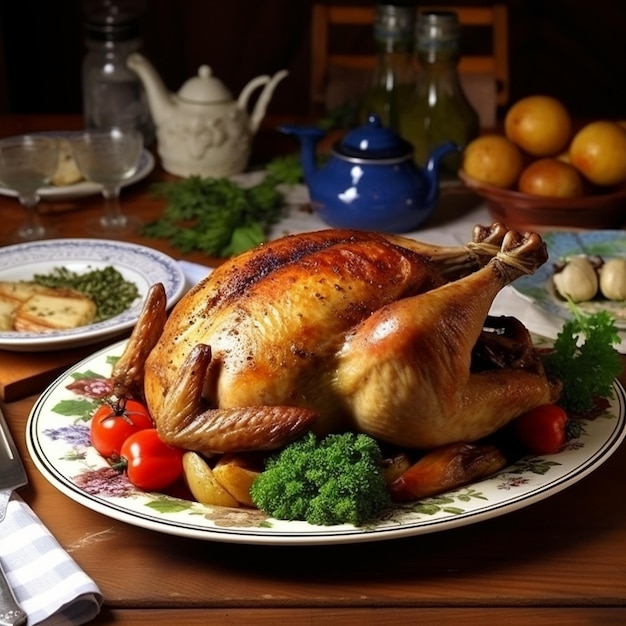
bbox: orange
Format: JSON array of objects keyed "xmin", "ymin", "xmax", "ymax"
[
  {"xmin": 461, "ymin": 135, "xmax": 524, "ymax": 189},
  {"xmin": 504, "ymin": 95, "xmax": 572, "ymax": 157},
  {"xmin": 569, "ymin": 121, "xmax": 626, "ymax": 186}
]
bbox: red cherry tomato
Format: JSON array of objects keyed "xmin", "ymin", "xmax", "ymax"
[
  {"xmin": 90, "ymin": 398, "xmax": 154, "ymax": 459},
  {"xmin": 514, "ymin": 404, "xmax": 569, "ymax": 455},
  {"xmin": 120, "ymin": 428, "xmax": 184, "ymax": 491}
]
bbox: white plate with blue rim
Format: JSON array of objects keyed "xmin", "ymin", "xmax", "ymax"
[
  {"xmin": 0, "ymin": 239, "xmax": 186, "ymax": 352},
  {"xmin": 513, "ymin": 230, "xmax": 626, "ymax": 329}
]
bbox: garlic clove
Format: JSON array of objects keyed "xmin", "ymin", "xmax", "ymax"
[
  {"xmin": 599, "ymin": 258, "xmax": 626, "ymax": 301},
  {"xmin": 552, "ymin": 256, "xmax": 599, "ymax": 302}
]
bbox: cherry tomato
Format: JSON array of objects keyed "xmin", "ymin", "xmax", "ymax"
[
  {"xmin": 514, "ymin": 404, "xmax": 569, "ymax": 455},
  {"xmin": 120, "ymin": 428, "xmax": 184, "ymax": 491},
  {"xmin": 90, "ymin": 398, "xmax": 154, "ymax": 459}
]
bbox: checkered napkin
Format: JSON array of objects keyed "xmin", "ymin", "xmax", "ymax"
[{"xmin": 0, "ymin": 495, "xmax": 103, "ymax": 626}]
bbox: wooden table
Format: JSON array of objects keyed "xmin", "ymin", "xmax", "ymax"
[{"xmin": 1, "ymin": 115, "xmax": 626, "ymax": 625}]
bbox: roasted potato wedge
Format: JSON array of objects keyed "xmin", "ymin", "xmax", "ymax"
[
  {"xmin": 182, "ymin": 451, "xmax": 239, "ymax": 508},
  {"xmin": 212, "ymin": 454, "xmax": 261, "ymax": 507}
]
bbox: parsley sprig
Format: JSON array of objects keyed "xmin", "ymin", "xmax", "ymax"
[
  {"xmin": 543, "ymin": 302, "xmax": 622, "ymax": 414},
  {"xmin": 142, "ymin": 155, "xmax": 303, "ymax": 258}
]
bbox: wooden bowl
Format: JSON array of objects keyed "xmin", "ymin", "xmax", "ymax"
[{"xmin": 458, "ymin": 170, "xmax": 626, "ymax": 231}]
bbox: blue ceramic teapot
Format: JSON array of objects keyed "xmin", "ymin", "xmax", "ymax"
[{"xmin": 280, "ymin": 115, "xmax": 458, "ymax": 233}]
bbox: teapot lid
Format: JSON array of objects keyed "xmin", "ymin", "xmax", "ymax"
[
  {"xmin": 178, "ymin": 65, "xmax": 233, "ymax": 103},
  {"xmin": 334, "ymin": 114, "xmax": 413, "ymax": 161}
]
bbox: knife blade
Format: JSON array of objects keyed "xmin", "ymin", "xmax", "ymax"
[
  {"xmin": 0, "ymin": 405, "xmax": 28, "ymax": 626},
  {"xmin": 0, "ymin": 406, "xmax": 27, "ymax": 523}
]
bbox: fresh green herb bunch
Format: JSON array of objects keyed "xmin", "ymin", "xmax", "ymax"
[
  {"xmin": 250, "ymin": 431, "xmax": 391, "ymax": 526},
  {"xmin": 143, "ymin": 155, "xmax": 303, "ymax": 258},
  {"xmin": 33, "ymin": 266, "xmax": 140, "ymax": 322},
  {"xmin": 543, "ymin": 303, "xmax": 622, "ymax": 414},
  {"xmin": 264, "ymin": 153, "xmax": 304, "ymax": 185}
]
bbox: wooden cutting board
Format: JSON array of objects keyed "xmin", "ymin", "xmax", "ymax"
[{"xmin": 0, "ymin": 341, "xmax": 113, "ymax": 402}]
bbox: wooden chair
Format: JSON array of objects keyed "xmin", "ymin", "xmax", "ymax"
[{"xmin": 310, "ymin": 4, "xmax": 509, "ymax": 127}]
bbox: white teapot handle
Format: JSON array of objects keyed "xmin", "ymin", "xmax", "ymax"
[{"xmin": 240, "ymin": 70, "xmax": 288, "ymax": 133}]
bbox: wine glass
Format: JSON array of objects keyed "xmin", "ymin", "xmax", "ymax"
[
  {"xmin": 0, "ymin": 134, "xmax": 60, "ymax": 242},
  {"xmin": 71, "ymin": 127, "xmax": 144, "ymax": 236}
]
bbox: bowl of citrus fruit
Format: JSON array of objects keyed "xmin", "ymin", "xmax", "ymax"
[{"xmin": 459, "ymin": 95, "xmax": 626, "ymax": 230}]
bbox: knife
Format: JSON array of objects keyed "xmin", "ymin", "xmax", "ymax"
[{"xmin": 0, "ymin": 405, "xmax": 28, "ymax": 626}]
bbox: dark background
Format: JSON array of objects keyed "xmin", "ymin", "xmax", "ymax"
[{"xmin": 0, "ymin": 0, "xmax": 625, "ymax": 122}]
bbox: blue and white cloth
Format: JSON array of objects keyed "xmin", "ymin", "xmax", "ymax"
[{"xmin": 0, "ymin": 495, "xmax": 103, "ymax": 626}]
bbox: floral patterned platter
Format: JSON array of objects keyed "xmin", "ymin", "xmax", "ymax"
[
  {"xmin": 0, "ymin": 239, "xmax": 186, "ymax": 352},
  {"xmin": 27, "ymin": 339, "xmax": 626, "ymax": 546},
  {"xmin": 513, "ymin": 231, "xmax": 626, "ymax": 328}
]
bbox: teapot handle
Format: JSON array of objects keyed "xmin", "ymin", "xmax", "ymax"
[
  {"xmin": 244, "ymin": 70, "xmax": 289, "ymax": 133},
  {"xmin": 238, "ymin": 76, "xmax": 271, "ymax": 110}
]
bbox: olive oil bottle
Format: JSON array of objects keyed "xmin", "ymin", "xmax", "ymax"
[
  {"xmin": 401, "ymin": 11, "xmax": 479, "ymax": 174},
  {"xmin": 359, "ymin": 2, "xmax": 417, "ymax": 132}
]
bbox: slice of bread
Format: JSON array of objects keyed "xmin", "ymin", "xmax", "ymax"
[
  {"xmin": 0, "ymin": 281, "xmax": 55, "ymax": 304},
  {"xmin": 13, "ymin": 291, "xmax": 97, "ymax": 332},
  {"xmin": 0, "ymin": 296, "xmax": 15, "ymax": 330}
]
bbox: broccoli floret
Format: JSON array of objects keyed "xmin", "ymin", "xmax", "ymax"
[{"xmin": 249, "ymin": 432, "xmax": 392, "ymax": 526}]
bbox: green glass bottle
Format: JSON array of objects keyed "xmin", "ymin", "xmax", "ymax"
[
  {"xmin": 401, "ymin": 11, "xmax": 479, "ymax": 174},
  {"xmin": 359, "ymin": 2, "xmax": 417, "ymax": 132}
]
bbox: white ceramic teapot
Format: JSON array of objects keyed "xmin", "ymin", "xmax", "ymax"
[{"xmin": 127, "ymin": 53, "xmax": 288, "ymax": 178}]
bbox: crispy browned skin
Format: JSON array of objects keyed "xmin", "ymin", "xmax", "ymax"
[{"xmin": 116, "ymin": 226, "xmax": 557, "ymax": 455}]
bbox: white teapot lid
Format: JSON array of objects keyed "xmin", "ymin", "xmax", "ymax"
[{"xmin": 178, "ymin": 65, "xmax": 233, "ymax": 103}]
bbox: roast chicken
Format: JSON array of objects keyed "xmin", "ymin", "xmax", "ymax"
[{"xmin": 112, "ymin": 224, "xmax": 560, "ymax": 455}]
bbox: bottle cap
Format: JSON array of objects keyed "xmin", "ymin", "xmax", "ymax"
[
  {"xmin": 83, "ymin": 0, "xmax": 145, "ymax": 41},
  {"xmin": 374, "ymin": 3, "xmax": 415, "ymax": 43},
  {"xmin": 85, "ymin": 17, "xmax": 141, "ymax": 41},
  {"xmin": 416, "ymin": 11, "xmax": 460, "ymax": 40},
  {"xmin": 416, "ymin": 11, "xmax": 461, "ymax": 54}
]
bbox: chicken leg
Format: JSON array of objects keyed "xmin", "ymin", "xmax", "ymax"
[{"xmin": 336, "ymin": 230, "xmax": 558, "ymax": 448}]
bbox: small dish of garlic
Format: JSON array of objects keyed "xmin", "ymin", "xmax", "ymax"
[
  {"xmin": 553, "ymin": 255, "xmax": 626, "ymax": 303},
  {"xmin": 512, "ymin": 230, "xmax": 626, "ymax": 331}
]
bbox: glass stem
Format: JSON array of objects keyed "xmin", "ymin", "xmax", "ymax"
[
  {"xmin": 101, "ymin": 185, "xmax": 127, "ymax": 229},
  {"xmin": 18, "ymin": 192, "xmax": 45, "ymax": 240}
]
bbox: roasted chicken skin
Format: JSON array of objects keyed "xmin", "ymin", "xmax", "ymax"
[{"xmin": 113, "ymin": 225, "xmax": 559, "ymax": 454}]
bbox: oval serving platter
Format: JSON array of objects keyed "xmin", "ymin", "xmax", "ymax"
[{"xmin": 26, "ymin": 338, "xmax": 626, "ymax": 545}]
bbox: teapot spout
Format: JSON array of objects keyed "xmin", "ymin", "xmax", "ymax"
[
  {"xmin": 127, "ymin": 53, "xmax": 175, "ymax": 126},
  {"xmin": 279, "ymin": 125, "xmax": 326, "ymax": 185},
  {"xmin": 423, "ymin": 141, "xmax": 461, "ymax": 206}
]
